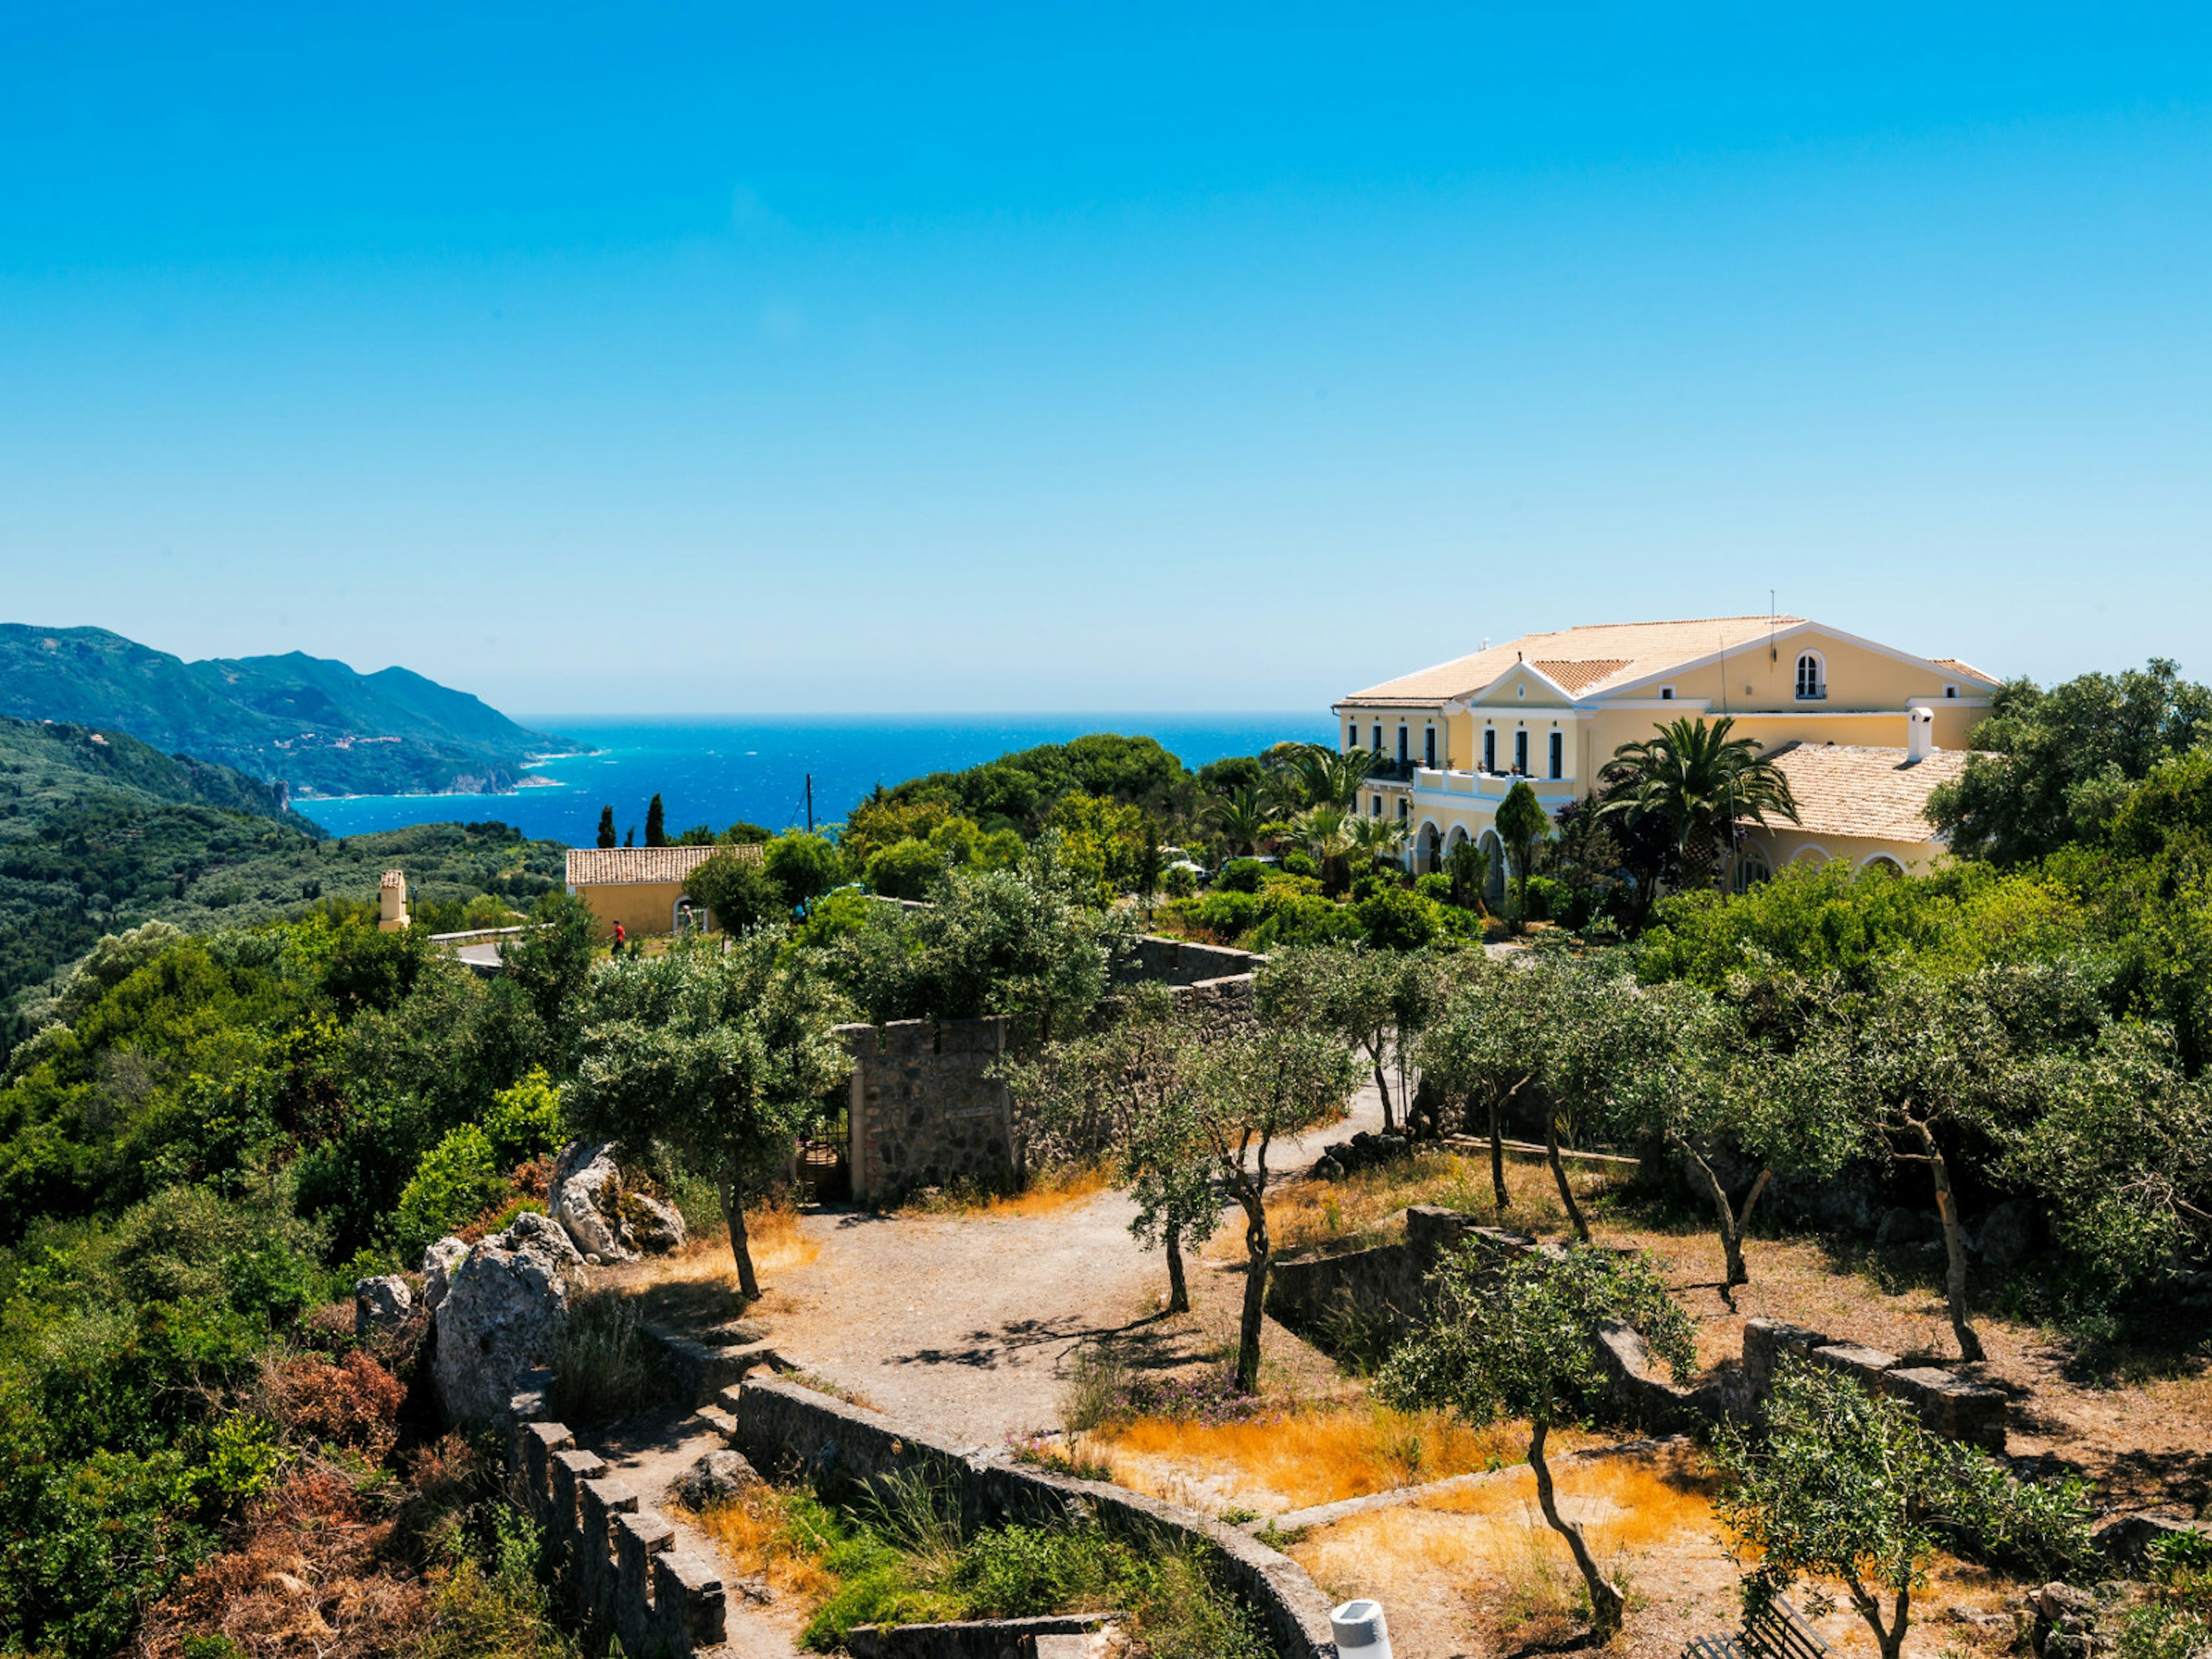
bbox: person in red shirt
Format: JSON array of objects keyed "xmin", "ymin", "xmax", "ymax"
[{"xmin": 612, "ymin": 921, "xmax": 626, "ymax": 952}]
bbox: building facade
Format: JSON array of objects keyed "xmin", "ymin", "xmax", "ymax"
[
  {"xmin": 563, "ymin": 843, "xmax": 760, "ymax": 937},
  {"xmin": 1335, "ymin": 615, "xmax": 1995, "ymax": 891}
]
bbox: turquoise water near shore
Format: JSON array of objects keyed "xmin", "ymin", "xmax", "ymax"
[{"xmin": 295, "ymin": 714, "xmax": 1334, "ymax": 846}]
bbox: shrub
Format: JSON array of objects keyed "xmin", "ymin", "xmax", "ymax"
[
  {"xmin": 549, "ymin": 1293, "xmax": 669, "ymax": 1426},
  {"xmin": 1414, "ymin": 873, "xmax": 1452, "ymax": 905},
  {"xmin": 1215, "ymin": 858, "xmax": 1267, "ymax": 893},
  {"xmin": 1356, "ymin": 886, "xmax": 1437, "ymax": 950},
  {"xmin": 866, "ymin": 838, "xmax": 946, "ymax": 900},
  {"xmin": 482, "ymin": 1069, "xmax": 564, "ymax": 1169},
  {"xmin": 1161, "ymin": 863, "xmax": 1196, "ymax": 899},
  {"xmin": 1279, "ymin": 850, "xmax": 1319, "ymax": 880},
  {"xmin": 392, "ymin": 1127, "xmax": 507, "ymax": 1263}
]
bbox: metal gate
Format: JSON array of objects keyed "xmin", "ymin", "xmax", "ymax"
[{"xmin": 797, "ymin": 1104, "xmax": 851, "ymax": 1205}]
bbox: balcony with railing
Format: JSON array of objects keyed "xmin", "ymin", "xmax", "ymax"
[{"xmin": 1411, "ymin": 767, "xmax": 1580, "ymax": 805}]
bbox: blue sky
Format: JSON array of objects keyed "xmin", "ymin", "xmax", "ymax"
[{"xmin": 3, "ymin": 4, "xmax": 2210, "ymax": 714}]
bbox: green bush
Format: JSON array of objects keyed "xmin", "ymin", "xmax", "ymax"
[
  {"xmin": 392, "ymin": 1126, "xmax": 507, "ymax": 1262},
  {"xmin": 1355, "ymin": 887, "xmax": 1437, "ymax": 950},
  {"xmin": 1161, "ymin": 863, "xmax": 1196, "ymax": 898},
  {"xmin": 482, "ymin": 1068, "xmax": 565, "ymax": 1168},
  {"xmin": 866, "ymin": 838, "xmax": 946, "ymax": 901},
  {"xmin": 1215, "ymin": 858, "xmax": 1267, "ymax": 893},
  {"xmin": 1414, "ymin": 872, "xmax": 1452, "ymax": 905},
  {"xmin": 1279, "ymin": 850, "xmax": 1319, "ymax": 880}
]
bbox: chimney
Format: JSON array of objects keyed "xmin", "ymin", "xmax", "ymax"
[{"xmin": 1907, "ymin": 707, "xmax": 1934, "ymax": 762}]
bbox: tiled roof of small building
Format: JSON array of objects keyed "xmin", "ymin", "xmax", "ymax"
[
  {"xmin": 565, "ymin": 843, "xmax": 760, "ymax": 887},
  {"xmin": 1760, "ymin": 743, "xmax": 1974, "ymax": 844}
]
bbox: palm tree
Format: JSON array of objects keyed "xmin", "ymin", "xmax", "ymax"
[
  {"xmin": 1348, "ymin": 811, "xmax": 1411, "ymax": 870},
  {"xmin": 1278, "ymin": 743, "xmax": 1374, "ymax": 811},
  {"xmin": 1598, "ymin": 716, "xmax": 1799, "ymax": 888},
  {"xmin": 1291, "ymin": 804, "xmax": 1356, "ymax": 893},
  {"xmin": 1205, "ymin": 785, "xmax": 1274, "ymax": 858}
]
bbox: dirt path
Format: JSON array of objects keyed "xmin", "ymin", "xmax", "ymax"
[{"xmin": 749, "ymin": 1078, "xmax": 1388, "ymax": 1445}]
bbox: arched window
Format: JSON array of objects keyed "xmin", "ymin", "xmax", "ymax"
[
  {"xmin": 1795, "ymin": 652, "xmax": 1825, "ymax": 700},
  {"xmin": 1861, "ymin": 854, "xmax": 1906, "ymax": 878},
  {"xmin": 1479, "ymin": 830, "xmax": 1507, "ymax": 900},
  {"xmin": 1730, "ymin": 846, "xmax": 1772, "ymax": 895}
]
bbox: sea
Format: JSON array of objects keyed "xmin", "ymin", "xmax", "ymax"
[{"xmin": 293, "ymin": 714, "xmax": 1336, "ymax": 845}]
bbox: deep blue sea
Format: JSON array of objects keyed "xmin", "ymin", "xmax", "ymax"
[{"xmin": 294, "ymin": 714, "xmax": 1336, "ymax": 845}]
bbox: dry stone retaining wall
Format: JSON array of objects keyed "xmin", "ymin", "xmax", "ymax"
[
  {"xmin": 1268, "ymin": 1206, "xmax": 2008, "ymax": 1452},
  {"xmin": 510, "ymin": 1414, "xmax": 727, "ymax": 1656},
  {"xmin": 725, "ymin": 1375, "xmax": 1342, "ymax": 1659}
]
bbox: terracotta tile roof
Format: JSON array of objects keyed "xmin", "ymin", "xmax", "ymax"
[
  {"xmin": 1759, "ymin": 743, "xmax": 1974, "ymax": 844},
  {"xmin": 565, "ymin": 844, "xmax": 760, "ymax": 887},
  {"xmin": 1931, "ymin": 657, "xmax": 1998, "ymax": 685},
  {"xmin": 1342, "ymin": 616, "xmax": 1805, "ymax": 704},
  {"xmin": 1531, "ymin": 657, "xmax": 1633, "ymax": 694}
]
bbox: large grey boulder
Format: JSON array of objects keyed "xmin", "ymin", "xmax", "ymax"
[
  {"xmin": 422, "ymin": 1236, "xmax": 470, "ymax": 1316},
  {"xmin": 551, "ymin": 1140, "xmax": 637, "ymax": 1263},
  {"xmin": 354, "ymin": 1274, "xmax": 413, "ymax": 1338},
  {"xmin": 668, "ymin": 1448, "xmax": 762, "ymax": 1509},
  {"xmin": 629, "ymin": 1192, "xmax": 689, "ymax": 1255},
  {"xmin": 548, "ymin": 1139, "xmax": 688, "ymax": 1260},
  {"xmin": 431, "ymin": 1211, "xmax": 589, "ymax": 1427}
]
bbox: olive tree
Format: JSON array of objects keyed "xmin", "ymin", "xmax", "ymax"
[
  {"xmin": 1416, "ymin": 951, "xmax": 1655, "ymax": 1240},
  {"xmin": 1260, "ymin": 943, "xmax": 1460, "ymax": 1134},
  {"xmin": 1787, "ymin": 973, "xmax": 2025, "ymax": 1361},
  {"xmin": 1191, "ymin": 1013, "xmax": 1362, "ymax": 1392},
  {"xmin": 1001, "ymin": 985, "xmax": 1220, "ymax": 1313},
  {"xmin": 567, "ymin": 933, "xmax": 851, "ymax": 1297},
  {"xmin": 1378, "ymin": 1242, "xmax": 1696, "ymax": 1640}
]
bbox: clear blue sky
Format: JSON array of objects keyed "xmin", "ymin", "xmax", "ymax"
[{"xmin": 3, "ymin": 4, "xmax": 2209, "ymax": 714}]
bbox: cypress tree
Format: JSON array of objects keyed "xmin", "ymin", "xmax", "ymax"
[
  {"xmin": 597, "ymin": 806, "xmax": 617, "ymax": 849},
  {"xmin": 645, "ymin": 793, "xmax": 667, "ymax": 848}
]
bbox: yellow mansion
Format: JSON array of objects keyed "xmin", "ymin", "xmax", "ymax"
[{"xmin": 1335, "ymin": 615, "xmax": 1995, "ymax": 893}]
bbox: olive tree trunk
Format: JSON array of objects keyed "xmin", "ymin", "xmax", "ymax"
[
  {"xmin": 1683, "ymin": 1144, "xmax": 1771, "ymax": 1291},
  {"xmin": 1843, "ymin": 1573, "xmax": 1911, "ymax": 1659},
  {"xmin": 1899, "ymin": 1114, "xmax": 1983, "ymax": 1362},
  {"xmin": 1528, "ymin": 1420, "xmax": 1623, "ymax": 1638},
  {"xmin": 717, "ymin": 1176, "xmax": 760, "ymax": 1300},
  {"xmin": 1164, "ymin": 1221, "xmax": 1190, "ymax": 1315},
  {"xmin": 1544, "ymin": 1112, "xmax": 1592, "ymax": 1243},
  {"xmin": 1488, "ymin": 1096, "xmax": 1509, "ymax": 1213}
]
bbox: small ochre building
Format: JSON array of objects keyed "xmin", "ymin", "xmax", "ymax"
[
  {"xmin": 563, "ymin": 843, "xmax": 761, "ymax": 937},
  {"xmin": 1335, "ymin": 614, "xmax": 1994, "ymax": 892}
]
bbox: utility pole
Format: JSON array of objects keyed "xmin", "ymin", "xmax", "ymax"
[{"xmin": 804, "ymin": 773, "xmax": 814, "ymax": 834}]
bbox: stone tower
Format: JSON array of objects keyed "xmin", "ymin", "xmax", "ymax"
[{"xmin": 378, "ymin": 869, "xmax": 410, "ymax": 933}]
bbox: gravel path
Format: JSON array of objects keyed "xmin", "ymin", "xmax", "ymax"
[{"xmin": 754, "ymin": 1077, "xmax": 1387, "ymax": 1445}]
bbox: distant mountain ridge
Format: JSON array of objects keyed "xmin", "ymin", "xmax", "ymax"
[{"xmin": 0, "ymin": 624, "xmax": 577, "ymax": 797}]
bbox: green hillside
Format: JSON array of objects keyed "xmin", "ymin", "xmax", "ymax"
[
  {"xmin": 0, "ymin": 715, "xmax": 566, "ymax": 1040},
  {"xmin": 0, "ymin": 623, "xmax": 578, "ymax": 797}
]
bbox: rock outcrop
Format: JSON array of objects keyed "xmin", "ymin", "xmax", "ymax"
[
  {"xmin": 431, "ymin": 1211, "xmax": 588, "ymax": 1427},
  {"xmin": 548, "ymin": 1139, "xmax": 687, "ymax": 1262},
  {"xmin": 422, "ymin": 1236, "xmax": 469, "ymax": 1315},
  {"xmin": 551, "ymin": 1141, "xmax": 635, "ymax": 1262},
  {"xmin": 667, "ymin": 1449, "xmax": 762, "ymax": 1509},
  {"xmin": 353, "ymin": 1274, "xmax": 413, "ymax": 1338}
]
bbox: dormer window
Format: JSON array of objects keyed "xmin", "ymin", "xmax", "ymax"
[
  {"xmin": 1945, "ymin": 685, "xmax": 1959, "ymax": 699},
  {"xmin": 1659, "ymin": 686, "xmax": 1675, "ymax": 701},
  {"xmin": 1795, "ymin": 652, "xmax": 1826, "ymax": 701}
]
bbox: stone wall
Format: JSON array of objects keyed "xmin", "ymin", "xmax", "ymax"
[
  {"xmin": 839, "ymin": 1017, "xmax": 1017, "ymax": 1205},
  {"xmin": 511, "ymin": 1416, "xmax": 726, "ymax": 1656},
  {"xmin": 726, "ymin": 1376, "xmax": 1342, "ymax": 1659},
  {"xmin": 1124, "ymin": 934, "xmax": 1266, "ymax": 986},
  {"xmin": 835, "ymin": 936, "xmax": 1260, "ymax": 1206},
  {"xmin": 1268, "ymin": 1207, "xmax": 2008, "ymax": 1452}
]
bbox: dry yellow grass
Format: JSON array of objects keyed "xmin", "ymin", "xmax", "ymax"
[
  {"xmin": 1097, "ymin": 1403, "xmax": 1547, "ymax": 1512},
  {"xmin": 686, "ymin": 1486, "xmax": 838, "ymax": 1608},
  {"xmin": 664, "ymin": 1199, "xmax": 821, "ymax": 1277},
  {"xmin": 899, "ymin": 1164, "xmax": 1114, "ymax": 1221},
  {"xmin": 1251, "ymin": 1152, "xmax": 1620, "ymax": 1258},
  {"xmin": 1289, "ymin": 1448, "xmax": 1722, "ymax": 1641}
]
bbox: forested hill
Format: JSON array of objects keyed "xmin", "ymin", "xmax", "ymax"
[
  {"xmin": 0, "ymin": 623, "xmax": 575, "ymax": 797},
  {"xmin": 0, "ymin": 714, "xmax": 565, "ymax": 1039}
]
